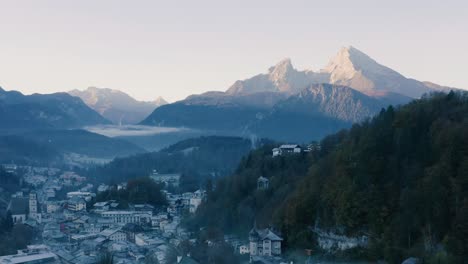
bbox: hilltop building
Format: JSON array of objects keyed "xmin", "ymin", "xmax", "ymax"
[{"xmin": 272, "ymin": 144, "xmax": 301, "ymax": 157}]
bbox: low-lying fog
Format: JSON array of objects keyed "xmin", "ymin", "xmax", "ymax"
[{"xmin": 84, "ymin": 125, "xmax": 192, "ymax": 137}]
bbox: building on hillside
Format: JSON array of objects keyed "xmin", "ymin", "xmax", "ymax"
[
  {"xmin": 100, "ymin": 228, "xmax": 126, "ymax": 242},
  {"xmin": 122, "ymin": 223, "xmax": 144, "ymax": 242},
  {"xmin": 272, "ymin": 144, "xmax": 301, "ymax": 157},
  {"xmin": 150, "ymin": 170, "xmax": 181, "ymax": 187},
  {"xmin": 99, "ymin": 211, "xmax": 152, "ymax": 225},
  {"xmin": 239, "ymin": 244, "xmax": 250, "ymax": 255},
  {"xmin": 189, "ymin": 190, "xmax": 206, "ymax": 213},
  {"xmin": 249, "ymin": 226, "xmax": 283, "ymax": 257},
  {"xmin": 66, "ymin": 191, "xmax": 94, "ymax": 202},
  {"xmin": 305, "ymin": 142, "xmax": 321, "ymax": 152},
  {"xmin": 67, "ymin": 196, "xmax": 87, "ymax": 212},
  {"xmin": 1, "ymin": 164, "xmax": 17, "ymax": 174},
  {"xmin": 257, "ymin": 176, "xmax": 269, "ymax": 190}
]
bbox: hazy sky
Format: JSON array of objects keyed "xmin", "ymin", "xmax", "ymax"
[{"xmin": 0, "ymin": 0, "xmax": 467, "ymax": 102}]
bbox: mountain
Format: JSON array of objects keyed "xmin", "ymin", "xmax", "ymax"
[
  {"xmin": 226, "ymin": 58, "xmax": 328, "ymax": 95},
  {"xmin": 142, "ymin": 46, "xmax": 459, "ymax": 142},
  {"xmin": 69, "ymin": 87, "xmax": 167, "ymax": 125},
  {"xmin": 192, "ymin": 91, "xmax": 468, "ymax": 262},
  {"xmin": 142, "ymin": 83, "xmax": 409, "ymax": 142},
  {"xmin": 0, "ymin": 87, "xmax": 110, "ymax": 133},
  {"xmin": 250, "ymin": 83, "xmax": 396, "ymax": 141},
  {"xmin": 227, "ymin": 46, "xmax": 453, "ymax": 99},
  {"xmin": 322, "ymin": 46, "xmax": 443, "ymax": 97}
]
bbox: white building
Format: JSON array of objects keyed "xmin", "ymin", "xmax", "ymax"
[
  {"xmin": 150, "ymin": 170, "xmax": 181, "ymax": 187},
  {"xmin": 189, "ymin": 190, "xmax": 206, "ymax": 213},
  {"xmin": 67, "ymin": 196, "xmax": 86, "ymax": 212},
  {"xmin": 249, "ymin": 226, "xmax": 283, "ymax": 257},
  {"xmin": 45, "ymin": 201, "xmax": 61, "ymax": 214},
  {"xmin": 272, "ymin": 144, "xmax": 302, "ymax": 157},
  {"xmin": 134, "ymin": 233, "xmax": 165, "ymax": 246},
  {"xmin": 66, "ymin": 191, "xmax": 94, "ymax": 202},
  {"xmin": 257, "ymin": 176, "xmax": 269, "ymax": 190},
  {"xmin": 99, "ymin": 211, "xmax": 152, "ymax": 225},
  {"xmin": 239, "ymin": 244, "xmax": 250, "ymax": 255},
  {"xmin": 0, "ymin": 245, "xmax": 57, "ymax": 264}
]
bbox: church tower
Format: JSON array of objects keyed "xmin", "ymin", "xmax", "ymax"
[{"xmin": 29, "ymin": 192, "xmax": 37, "ymax": 215}]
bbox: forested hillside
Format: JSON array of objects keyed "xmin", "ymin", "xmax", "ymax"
[
  {"xmin": 191, "ymin": 91, "xmax": 468, "ymax": 263},
  {"xmin": 86, "ymin": 136, "xmax": 268, "ymax": 190}
]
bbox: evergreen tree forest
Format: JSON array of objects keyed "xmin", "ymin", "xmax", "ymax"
[{"xmin": 190, "ymin": 91, "xmax": 468, "ymax": 263}]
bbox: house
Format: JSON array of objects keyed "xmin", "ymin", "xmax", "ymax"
[
  {"xmin": 134, "ymin": 233, "xmax": 165, "ymax": 246},
  {"xmin": 249, "ymin": 226, "xmax": 283, "ymax": 257},
  {"xmin": 1, "ymin": 164, "xmax": 18, "ymax": 174},
  {"xmin": 122, "ymin": 223, "xmax": 144, "ymax": 242},
  {"xmin": 189, "ymin": 190, "xmax": 206, "ymax": 213},
  {"xmin": 150, "ymin": 170, "xmax": 181, "ymax": 187},
  {"xmin": 257, "ymin": 176, "xmax": 269, "ymax": 190},
  {"xmin": 67, "ymin": 196, "xmax": 86, "ymax": 212},
  {"xmin": 100, "ymin": 228, "xmax": 126, "ymax": 242},
  {"xmin": 272, "ymin": 144, "xmax": 301, "ymax": 157},
  {"xmin": 45, "ymin": 201, "xmax": 62, "ymax": 214},
  {"xmin": 66, "ymin": 191, "xmax": 94, "ymax": 202},
  {"xmin": 99, "ymin": 210, "xmax": 152, "ymax": 225},
  {"xmin": 239, "ymin": 244, "xmax": 250, "ymax": 255}
]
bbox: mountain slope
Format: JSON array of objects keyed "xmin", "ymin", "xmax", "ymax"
[
  {"xmin": 69, "ymin": 87, "xmax": 167, "ymax": 125},
  {"xmin": 88, "ymin": 136, "xmax": 267, "ymax": 188},
  {"xmin": 142, "ymin": 84, "xmax": 409, "ymax": 142},
  {"xmin": 226, "ymin": 58, "xmax": 328, "ymax": 95},
  {"xmin": 250, "ymin": 83, "xmax": 401, "ymax": 141},
  {"xmin": 323, "ymin": 46, "xmax": 439, "ymax": 97},
  {"xmin": 22, "ymin": 129, "xmax": 145, "ymax": 158},
  {"xmin": 142, "ymin": 46, "xmax": 455, "ymax": 142},
  {"xmin": 192, "ymin": 91, "xmax": 468, "ymax": 262},
  {"xmin": 0, "ymin": 87, "xmax": 110, "ymax": 133}
]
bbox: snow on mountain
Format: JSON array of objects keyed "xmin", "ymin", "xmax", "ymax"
[
  {"xmin": 227, "ymin": 46, "xmax": 454, "ymax": 98},
  {"xmin": 69, "ymin": 87, "xmax": 167, "ymax": 125}
]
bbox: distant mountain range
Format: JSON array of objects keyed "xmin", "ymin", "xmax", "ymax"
[
  {"xmin": 142, "ymin": 46, "xmax": 456, "ymax": 142},
  {"xmin": 69, "ymin": 87, "xmax": 167, "ymax": 125},
  {"xmin": 0, "ymin": 87, "xmax": 110, "ymax": 133},
  {"xmin": 0, "ymin": 46, "xmax": 461, "ymax": 145}
]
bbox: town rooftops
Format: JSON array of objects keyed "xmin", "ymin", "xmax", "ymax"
[
  {"xmin": 0, "ymin": 252, "xmax": 57, "ymax": 264},
  {"xmin": 100, "ymin": 228, "xmax": 122, "ymax": 237},
  {"xmin": 279, "ymin": 144, "xmax": 300, "ymax": 149},
  {"xmin": 250, "ymin": 227, "xmax": 283, "ymax": 241}
]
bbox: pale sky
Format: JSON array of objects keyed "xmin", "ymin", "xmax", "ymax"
[{"xmin": 0, "ymin": 0, "xmax": 467, "ymax": 102}]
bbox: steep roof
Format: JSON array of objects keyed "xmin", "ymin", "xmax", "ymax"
[
  {"xmin": 178, "ymin": 256, "xmax": 199, "ymax": 264},
  {"xmin": 8, "ymin": 197, "xmax": 29, "ymax": 215},
  {"xmin": 256, "ymin": 228, "xmax": 283, "ymax": 241}
]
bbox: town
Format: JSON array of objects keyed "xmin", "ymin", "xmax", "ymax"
[{"xmin": 0, "ymin": 154, "xmax": 299, "ymax": 264}]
